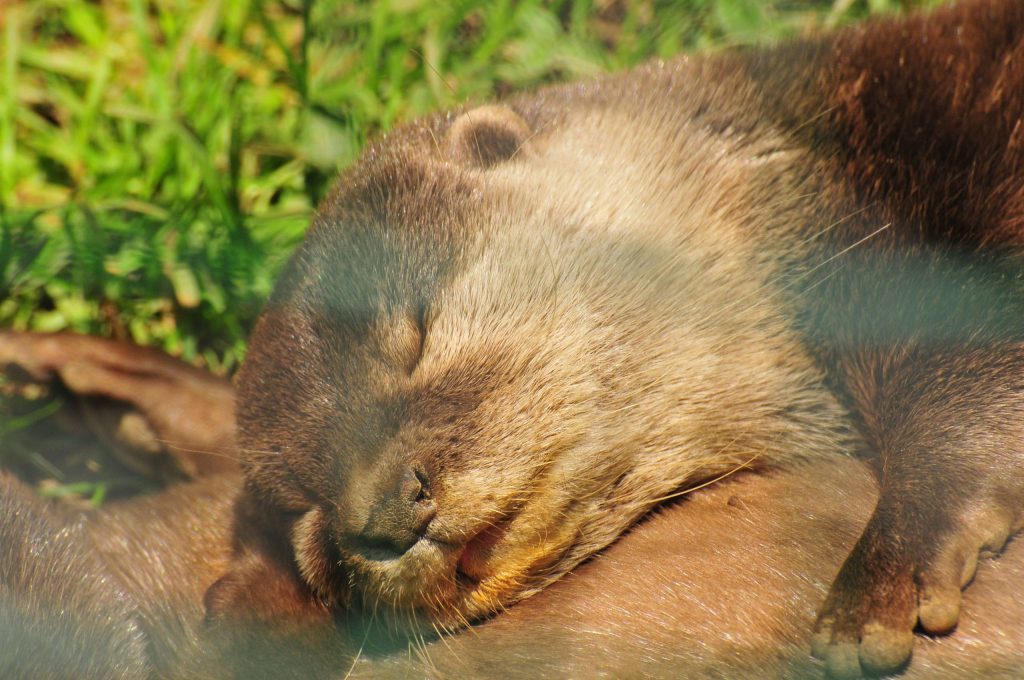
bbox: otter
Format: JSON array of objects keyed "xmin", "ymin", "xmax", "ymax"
[
  {"xmin": 0, "ymin": 470, "xmax": 239, "ymax": 679},
  {"xmin": 205, "ymin": 1, "xmax": 1024, "ymax": 678},
  {"xmin": 0, "ymin": 332, "xmax": 239, "ymax": 678},
  {"xmin": 0, "ymin": 330, "xmax": 237, "ymax": 480},
  {"xmin": 345, "ymin": 456, "xmax": 1024, "ymax": 680}
]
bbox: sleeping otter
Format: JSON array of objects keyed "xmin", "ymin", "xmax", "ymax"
[
  {"xmin": 1, "ymin": 330, "xmax": 1023, "ymax": 678},
  {"xmin": 4, "ymin": 383, "xmax": 1024, "ymax": 678},
  {"xmin": 210, "ymin": 1, "xmax": 1024, "ymax": 678}
]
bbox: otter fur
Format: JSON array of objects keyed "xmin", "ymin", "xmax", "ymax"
[
  {"xmin": 0, "ymin": 470, "xmax": 237, "ymax": 679},
  {"xmin": 7, "ymin": 445, "xmax": 1024, "ymax": 678},
  {"xmin": 218, "ymin": 1, "xmax": 1024, "ymax": 678}
]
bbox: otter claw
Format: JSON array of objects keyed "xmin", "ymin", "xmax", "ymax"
[{"xmin": 812, "ymin": 617, "xmax": 914, "ymax": 678}]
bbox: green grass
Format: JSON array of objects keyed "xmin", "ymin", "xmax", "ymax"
[{"xmin": 1, "ymin": 0, "xmax": 941, "ymax": 373}]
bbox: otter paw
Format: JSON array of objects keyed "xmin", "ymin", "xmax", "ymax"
[
  {"xmin": 810, "ymin": 560, "xmax": 916, "ymax": 679},
  {"xmin": 811, "ymin": 505, "xmax": 1016, "ymax": 679}
]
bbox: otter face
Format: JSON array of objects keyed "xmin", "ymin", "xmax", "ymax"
[
  {"xmin": 234, "ymin": 106, "xmax": 612, "ymax": 626},
  {"xmin": 234, "ymin": 100, "xmax": 849, "ymax": 627},
  {"xmin": 237, "ymin": 209, "xmax": 629, "ymax": 625}
]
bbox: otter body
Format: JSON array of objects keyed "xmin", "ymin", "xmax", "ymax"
[
  {"xmin": 0, "ymin": 471, "xmax": 237, "ymax": 679},
  {"xmin": 346, "ymin": 457, "xmax": 1024, "ymax": 680},
  {"xmin": 225, "ymin": 2, "xmax": 1024, "ymax": 678},
  {"xmin": 6, "ymin": 450, "xmax": 1024, "ymax": 679}
]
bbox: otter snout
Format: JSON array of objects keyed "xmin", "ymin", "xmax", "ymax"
[{"xmin": 350, "ymin": 464, "xmax": 436, "ymax": 559}]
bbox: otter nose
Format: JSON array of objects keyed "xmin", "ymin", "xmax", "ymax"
[{"xmin": 356, "ymin": 465, "xmax": 436, "ymax": 558}]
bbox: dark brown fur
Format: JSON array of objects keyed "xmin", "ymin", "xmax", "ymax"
[{"xmin": 777, "ymin": 3, "xmax": 1024, "ymax": 674}]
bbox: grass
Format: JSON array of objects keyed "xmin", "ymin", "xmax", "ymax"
[{"xmin": 0, "ymin": 0, "xmax": 942, "ymax": 375}]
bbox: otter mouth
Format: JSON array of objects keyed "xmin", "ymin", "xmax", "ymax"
[
  {"xmin": 340, "ymin": 501, "xmax": 574, "ymax": 627},
  {"xmin": 454, "ymin": 514, "xmax": 513, "ymax": 587}
]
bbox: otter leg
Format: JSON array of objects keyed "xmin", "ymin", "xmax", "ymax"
[
  {"xmin": 811, "ymin": 347, "xmax": 1024, "ymax": 679},
  {"xmin": 0, "ymin": 330, "xmax": 236, "ymax": 476}
]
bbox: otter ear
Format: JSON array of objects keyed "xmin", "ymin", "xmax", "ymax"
[
  {"xmin": 204, "ymin": 495, "xmax": 329, "ymax": 624},
  {"xmin": 445, "ymin": 105, "xmax": 532, "ymax": 168},
  {"xmin": 204, "ymin": 551, "xmax": 322, "ymax": 623}
]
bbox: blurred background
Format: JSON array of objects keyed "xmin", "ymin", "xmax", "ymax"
[{"xmin": 1, "ymin": 0, "xmax": 941, "ymax": 372}]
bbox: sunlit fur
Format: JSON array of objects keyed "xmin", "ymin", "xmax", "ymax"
[{"xmin": 236, "ymin": 0, "xmax": 1024, "ymax": 650}]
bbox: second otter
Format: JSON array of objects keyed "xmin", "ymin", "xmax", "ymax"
[{"xmin": 220, "ymin": 2, "xmax": 1024, "ymax": 678}]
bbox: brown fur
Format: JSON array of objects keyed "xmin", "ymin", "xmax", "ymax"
[
  {"xmin": 347, "ymin": 457, "xmax": 1024, "ymax": 680},
  {"xmin": 0, "ymin": 333, "xmax": 239, "ymax": 678},
  {"xmin": 10, "ymin": 451, "xmax": 1024, "ymax": 679},
  {"xmin": 0, "ymin": 471, "xmax": 236, "ymax": 678},
  {"xmin": 226, "ymin": 1, "xmax": 1024, "ymax": 677},
  {"xmin": 0, "ymin": 470, "xmax": 150, "ymax": 679}
]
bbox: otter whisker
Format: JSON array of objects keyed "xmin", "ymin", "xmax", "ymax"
[
  {"xmin": 151, "ymin": 438, "xmax": 238, "ymax": 461},
  {"xmin": 642, "ymin": 453, "xmax": 759, "ymax": 506},
  {"xmin": 341, "ymin": 600, "xmax": 378, "ymax": 680},
  {"xmin": 428, "ymin": 607, "xmax": 462, "ymax": 663},
  {"xmin": 789, "ymin": 103, "xmax": 840, "ymax": 136},
  {"xmin": 695, "ymin": 219, "xmax": 892, "ymax": 334},
  {"xmin": 791, "ymin": 200, "xmax": 878, "ymax": 249},
  {"xmin": 508, "ymin": 118, "xmax": 554, "ymax": 162}
]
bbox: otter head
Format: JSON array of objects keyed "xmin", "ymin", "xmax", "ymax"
[
  {"xmin": 232, "ymin": 105, "xmax": 606, "ymax": 627},
  {"xmin": 226, "ymin": 96, "xmax": 849, "ymax": 629}
]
